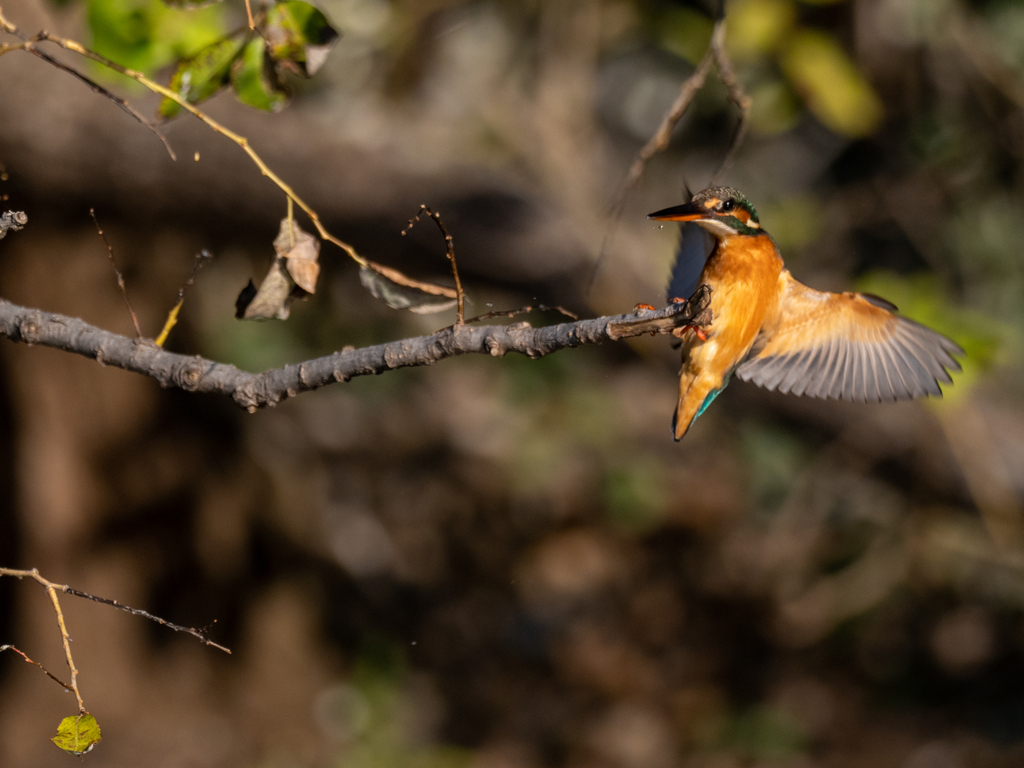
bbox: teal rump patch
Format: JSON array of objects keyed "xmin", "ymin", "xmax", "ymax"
[
  {"xmin": 671, "ymin": 373, "xmax": 733, "ymax": 439},
  {"xmin": 695, "ymin": 372, "xmax": 733, "ymax": 420}
]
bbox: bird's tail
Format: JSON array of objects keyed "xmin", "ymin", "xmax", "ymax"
[{"xmin": 673, "ymin": 373, "xmax": 731, "ymax": 441}]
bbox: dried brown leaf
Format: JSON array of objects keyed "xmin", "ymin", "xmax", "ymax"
[
  {"xmin": 274, "ymin": 217, "xmax": 320, "ymax": 294},
  {"xmin": 237, "ymin": 257, "xmax": 303, "ymax": 320},
  {"xmin": 359, "ymin": 263, "xmax": 457, "ymax": 314}
]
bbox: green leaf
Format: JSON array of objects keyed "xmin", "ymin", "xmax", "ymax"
[
  {"xmin": 87, "ymin": 0, "xmax": 227, "ymax": 77},
  {"xmin": 231, "ymin": 37, "xmax": 289, "ymax": 112},
  {"xmin": 263, "ymin": 1, "xmax": 340, "ymax": 77},
  {"xmin": 159, "ymin": 35, "xmax": 246, "ymax": 118},
  {"xmin": 51, "ymin": 714, "xmax": 102, "ymax": 755},
  {"xmin": 161, "ymin": 0, "xmax": 226, "ymax": 6}
]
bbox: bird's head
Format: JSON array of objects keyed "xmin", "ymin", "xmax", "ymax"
[{"xmin": 648, "ymin": 187, "xmax": 763, "ymax": 239}]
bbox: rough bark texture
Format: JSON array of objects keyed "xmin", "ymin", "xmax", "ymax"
[
  {"xmin": 0, "ymin": 292, "xmax": 710, "ymax": 412},
  {"xmin": 0, "ymin": 211, "xmax": 28, "ymax": 240}
]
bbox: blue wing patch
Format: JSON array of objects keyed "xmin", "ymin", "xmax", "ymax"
[{"xmin": 667, "ymin": 223, "xmax": 713, "ymax": 303}]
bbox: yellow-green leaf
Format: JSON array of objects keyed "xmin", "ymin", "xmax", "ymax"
[
  {"xmin": 231, "ymin": 37, "xmax": 289, "ymax": 112},
  {"xmin": 726, "ymin": 0, "xmax": 796, "ymax": 61},
  {"xmin": 781, "ymin": 30, "xmax": 883, "ymax": 137},
  {"xmin": 51, "ymin": 714, "xmax": 102, "ymax": 755},
  {"xmin": 159, "ymin": 35, "xmax": 245, "ymax": 118},
  {"xmin": 87, "ymin": 0, "xmax": 227, "ymax": 78}
]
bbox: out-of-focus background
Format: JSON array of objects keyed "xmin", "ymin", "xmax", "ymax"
[{"xmin": 1, "ymin": 0, "xmax": 1024, "ymax": 765}]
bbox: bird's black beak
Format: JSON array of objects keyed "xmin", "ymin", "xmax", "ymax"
[{"xmin": 647, "ymin": 201, "xmax": 707, "ymax": 222}]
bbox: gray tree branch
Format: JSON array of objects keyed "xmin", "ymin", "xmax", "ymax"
[{"xmin": 0, "ymin": 289, "xmax": 711, "ymax": 412}]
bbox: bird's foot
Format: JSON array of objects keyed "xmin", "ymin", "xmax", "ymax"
[
  {"xmin": 671, "ymin": 324, "xmax": 708, "ymax": 341},
  {"xmin": 669, "ymin": 297, "xmax": 686, "ymax": 304},
  {"xmin": 633, "ymin": 303, "xmax": 656, "ymax": 312}
]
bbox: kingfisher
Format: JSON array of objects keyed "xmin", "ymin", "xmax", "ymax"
[{"xmin": 647, "ymin": 187, "xmax": 964, "ymax": 441}]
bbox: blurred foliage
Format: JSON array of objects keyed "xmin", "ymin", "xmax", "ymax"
[
  {"xmin": 655, "ymin": 0, "xmax": 884, "ymax": 138},
  {"xmin": 320, "ymin": 648, "xmax": 468, "ymax": 768},
  {"xmin": 741, "ymin": 423, "xmax": 808, "ymax": 510},
  {"xmin": 159, "ymin": 0, "xmax": 338, "ymax": 116},
  {"xmin": 86, "ymin": 0, "xmax": 228, "ymax": 75},
  {"xmin": 83, "ymin": 0, "xmax": 338, "ymax": 114},
  {"xmin": 781, "ymin": 30, "xmax": 883, "ymax": 137},
  {"xmin": 722, "ymin": 705, "xmax": 807, "ymax": 761}
]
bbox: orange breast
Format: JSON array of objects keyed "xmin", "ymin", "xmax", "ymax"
[{"xmin": 683, "ymin": 234, "xmax": 784, "ymax": 378}]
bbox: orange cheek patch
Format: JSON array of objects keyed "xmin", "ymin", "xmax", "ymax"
[{"xmin": 703, "ymin": 198, "xmax": 720, "ymax": 209}]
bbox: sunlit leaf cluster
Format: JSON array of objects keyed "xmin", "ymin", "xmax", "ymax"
[{"xmin": 158, "ymin": 0, "xmax": 339, "ymax": 117}]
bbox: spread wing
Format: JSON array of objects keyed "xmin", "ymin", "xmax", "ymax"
[
  {"xmin": 667, "ymin": 223, "xmax": 713, "ymax": 303},
  {"xmin": 736, "ymin": 272, "xmax": 964, "ymax": 402}
]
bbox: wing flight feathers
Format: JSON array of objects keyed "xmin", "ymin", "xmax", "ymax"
[
  {"xmin": 666, "ymin": 223, "xmax": 714, "ymax": 303},
  {"xmin": 736, "ymin": 273, "xmax": 963, "ymax": 402}
]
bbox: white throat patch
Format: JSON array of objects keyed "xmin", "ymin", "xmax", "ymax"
[{"xmin": 695, "ymin": 218, "xmax": 740, "ymax": 238}]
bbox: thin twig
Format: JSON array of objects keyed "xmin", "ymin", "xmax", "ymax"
[
  {"xmin": 624, "ymin": 19, "xmax": 725, "ymax": 192},
  {"xmin": 63, "ymin": 587, "xmax": 230, "ymax": 654},
  {"xmin": 0, "ymin": 13, "xmax": 175, "ymax": 160},
  {"xmin": 0, "ymin": 568, "xmax": 232, "ymax": 656},
  {"xmin": 45, "ymin": 583, "xmax": 84, "ymax": 712},
  {"xmin": 950, "ymin": 14, "xmax": 1024, "ymax": 112},
  {"xmin": 708, "ymin": 31, "xmax": 752, "ymax": 184},
  {"xmin": 25, "ymin": 44, "xmax": 176, "ymax": 161},
  {"xmin": 463, "ymin": 304, "xmax": 579, "ymax": 324},
  {"xmin": 154, "ymin": 249, "xmax": 214, "ymax": 348},
  {"xmin": 0, "ymin": 644, "xmax": 74, "ymax": 692},
  {"xmin": 287, "ymin": 196, "xmax": 295, "ymax": 248},
  {"xmin": 403, "ymin": 205, "xmax": 465, "ymax": 324},
  {"xmin": 590, "ymin": 19, "xmax": 724, "ymax": 290},
  {"xmin": 244, "ymin": 0, "xmax": 256, "ymax": 30},
  {"xmin": 90, "ymin": 209, "xmax": 142, "ymax": 339},
  {"xmin": 0, "ymin": 568, "xmax": 86, "ymax": 712}
]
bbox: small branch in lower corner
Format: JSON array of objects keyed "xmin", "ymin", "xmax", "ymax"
[
  {"xmin": 0, "ymin": 644, "xmax": 74, "ymax": 692},
  {"xmin": 0, "ymin": 565, "xmax": 231, "ymax": 716}
]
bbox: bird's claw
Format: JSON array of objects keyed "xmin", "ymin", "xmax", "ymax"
[
  {"xmin": 633, "ymin": 303, "xmax": 656, "ymax": 312},
  {"xmin": 671, "ymin": 324, "xmax": 708, "ymax": 342}
]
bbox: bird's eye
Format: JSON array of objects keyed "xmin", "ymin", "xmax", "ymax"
[{"xmin": 720, "ymin": 200, "xmax": 735, "ymax": 212}]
